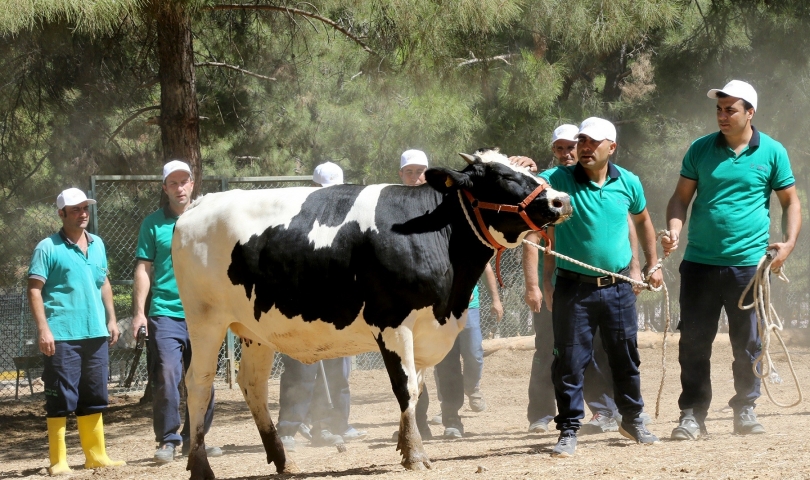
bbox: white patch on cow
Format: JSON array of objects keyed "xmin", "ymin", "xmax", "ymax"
[
  {"xmin": 307, "ymin": 184, "xmax": 385, "ymax": 249},
  {"xmin": 488, "ymin": 227, "xmax": 530, "ymax": 249},
  {"xmin": 475, "ymin": 148, "xmax": 539, "ymax": 182}
]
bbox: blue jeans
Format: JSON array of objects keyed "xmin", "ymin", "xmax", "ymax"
[
  {"xmin": 43, "ymin": 337, "xmax": 109, "ymax": 417},
  {"xmin": 551, "ymin": 276, "xmax": 644, "ymax": 433},
  {"xmin": 528, "ymin": 308, "xmax": 619, "ymax": 425},
  {"xmin": 434, "ymin": 308, "xmax": 484, "ymax": 430},
  {"xmin": 277, "ymin": 356, "xmax": 352, "ymax": 437},
  {"xmin": 147, "ymin": 316, "xmax": 215, "ymax": 446},
  {"xmin": 677, "ymin": 261, "xmax": 761, "ymax": 419}
]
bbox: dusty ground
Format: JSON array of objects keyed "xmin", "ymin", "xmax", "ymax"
[{"xmin": 2, "ymin": 331, "xmax": 810, "ymax": 480}]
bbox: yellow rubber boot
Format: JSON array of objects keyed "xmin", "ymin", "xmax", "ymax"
[
  {"xmin": 76, "ymin": 413, "xmax": 126, "ymax": 469},
  {"xmin": 47, "ymin": 417, "xmax": 72, "ymax": 476}
]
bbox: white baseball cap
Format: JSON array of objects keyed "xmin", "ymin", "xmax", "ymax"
[
  {"xmin": 57, "ymin": 188, "xmax": 96, "ymax": 209},
  {"xmin": 163, "ymin": 160, "xmax": 192, "ymax": 181},
  {"xmin": 400, "ymin": 149, "xmax": 429, "ymax": 169},
  {"xmin": 707, "ymin": 80, "xmax": 758, "ymax": 112},
  {"xmin": 577, "ymin": 117, "xmax": 617, "ymax": 142},
  {"xmin": 552, "ymin": 124, "xmax": 579, "ymax": 145},
  {"xmin": 313, "ymin": 161, "xmax": 344, "ymax": 186}
]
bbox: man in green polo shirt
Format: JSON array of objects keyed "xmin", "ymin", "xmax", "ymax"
[
  {"xmin": 133, "ymin": 160, "xmax": 220, "ymax": 463},
  {"xmin": 539, "ymin": 117, "xmax": 663, "ymax": 458},
  {"xmin": 663, "ymin": 80, "xmax": 801, "ymax": 440},
  {"xmin": 28, "ymin": 188, "xmax": 125, "ymax": 475}
]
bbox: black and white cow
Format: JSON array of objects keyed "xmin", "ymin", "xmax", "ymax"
[{"xmin": 172, "ymin": 150, "xmax": 571, "ymax": 479}]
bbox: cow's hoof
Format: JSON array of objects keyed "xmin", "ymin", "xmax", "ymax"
[
  {"xmin": 402, "ymin": 459, "xmax": 432, "ymax": 471},
  {"xmin": 280, "ymin": 460, "xmax": 301, "ymax": 474}
]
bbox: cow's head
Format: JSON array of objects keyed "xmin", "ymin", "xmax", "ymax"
[{"xmin": 424, "ymin": 148, "xmax": 571, "ymax": 248}]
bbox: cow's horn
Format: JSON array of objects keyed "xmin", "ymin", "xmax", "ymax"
[{"xmin": 458, "ymin": 152, "xmax": 477, "ymax": 165}]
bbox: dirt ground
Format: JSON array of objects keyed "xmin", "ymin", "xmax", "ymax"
[{"xmin": 2, "ymin": 331, "xmax": 810, "ymax": 480}]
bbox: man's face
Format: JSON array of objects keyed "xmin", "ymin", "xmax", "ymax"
[
  {"xmin": 716, "ymin": 96, "xmax": 753, "ymax": 137},
  {"xmin": 577, "ymin": 135, "xmax": 616, "ymax": 171},
  {"xmin": 399, "ymin": 165, "xmax": 427, "ymax": 186},
  {"xmin": 59, "ymin": 202, "xmax": 90, "ymax": 230},
  {"xmin": 552, "ymin": 139, "xmax": 577, "ymax": 167},
  {"xmin": 163, "ymin": 171, "xmax": 194, "ymax": 209}
]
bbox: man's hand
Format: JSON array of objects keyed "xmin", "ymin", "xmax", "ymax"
[
  {"xmin": 107, "ymin": 320, "xmax": 120, "ymax": 346},
  {"xmin": 524, "ymin": 285, "xmax": 543, "ymax": 313},
  {"xmin": 768, "ymin": 241, "xmax": 794, "ymax": 271},
  {"xmin": 661, "ymin": 230, "xmax": 679, "ymax": 254},
  {"xmin": 508, "ymin": 156, "xmax": 538, "ymax": 173},
  {"xmin": 491, "ymin": 299, "xmax": 504, "ymax": 322},
  {"xmin": 132, "ymin": 314, "xmax": 147, "ymax": 339},
  {"xmin": 38, "ymin": 327, "xmax": 56, "ymax": 356},
  {"xmin": 645, "ymin": 266, "xmax": 664, "ymax": 289}
]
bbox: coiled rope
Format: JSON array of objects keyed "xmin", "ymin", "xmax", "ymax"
[
  {"xmin": 738, "ymin": 250, "xmax": 803, "ymax": 408},
  {"xmin": 523, "ymin": 230, "xmax": 673, "ymax": 418}
]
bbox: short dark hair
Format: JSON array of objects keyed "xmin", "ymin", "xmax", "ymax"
[{"xmin": 716, "ymin": 92, "xmax": 754, "ymax": 111}]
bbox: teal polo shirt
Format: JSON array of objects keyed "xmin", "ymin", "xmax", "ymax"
[
  {"xmin": 469, "ymin": 285, "xmax": 479, "ymax": 309},
  {"xmin": 136, "ymin": 207, "xmax": 184, "ymax": 318},
  {"xmin": 28, "ymin": 230, "xmax": 110, "ymax": 341},
  {"xmin": 681, "ymin": 127, "xmax": 795, "ymax": 266},
  {"xmin": 540, "ymin": 162, "xmax": 646, "ymax": 276}
]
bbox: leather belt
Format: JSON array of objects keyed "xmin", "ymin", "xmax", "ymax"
[{"xmin": 555, "ymin": 267, "xmax": 630, "ymax": 287}]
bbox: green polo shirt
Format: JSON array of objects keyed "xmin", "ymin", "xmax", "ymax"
[
  {"xmin": 681, "ymin": 127, "xmax": 795, "ymax": 266},
  {"xmin": 540, "ymin": 162, "xmax": 646, "ymax": 276},
  {"xmin": 136, "ymin": 207, "xmax": 184, "ymax": 318},
  {"xmin": 28, "ymin": 230, "xmax": 110, "ymax": 341},
  {"xmin": 469, "ymin": 285, "xmax": 479, "ymax": 309}
]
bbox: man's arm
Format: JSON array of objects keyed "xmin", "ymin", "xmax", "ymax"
[
  {"xmin": 482, "ymin": 263, "xmax": 503, "ymax": 321},
  {"xmin": 628, "ymin": 215, "xmax": 642, "ymax": 293},
  {"xmin": 27, "ymin": 278, "xmax": 55, "ymax": 356},
  {"xmin": 542, "ymin": 227, "xmax": 556, "ymax": 311},
  {"xmin": 771, "ymin": 185, "xmax": 802, "ymax": 270},
  {"xmin": 522, "ymin": 232, "xmax": 543, "ymax": 313},
  {"xmin": 663, "ymin": 177, "xmax": 697, "ymax": 254},
  {"xmin": 632, "ymin": 208, "xmax": 663, "ymax": 288},
  {"xmin": 132, "ymin": 260, "xmax": 153, "ymax": 335},
  {"xmin": 101, "ymin": 277, "xmax": 119, "ymax": 346}
]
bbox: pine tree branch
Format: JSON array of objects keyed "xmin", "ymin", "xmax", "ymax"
[
  {"xmin": 207, "ymin": 4, "xmax": 376, "ymax": 55},
  {"xmin": 107, "ymin": 105, "xmax": 161, "ymax": 142},
  {"xmin": 194, "ymin": 62, "xmax": 276, "ymax": 81},
  {"xmin": 457, "ymin": 53, "xmax": 519, "ymax": 67}
]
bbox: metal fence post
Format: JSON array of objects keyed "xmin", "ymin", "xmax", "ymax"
[{"xmin": 226, "ymin": 329, "xmax": 236, "ymax": 389}]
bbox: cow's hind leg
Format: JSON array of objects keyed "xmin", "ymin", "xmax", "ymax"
[
  {"xmin": 376, "ymin": 330, "xmax": 432, "ymax": 470},
  {"xmin": 237, "ymin": 340, "xmax": 299, "ymax": 474},
  {"xmin": 184, "ymin": 326, "xmax": 225, "ymax": 480}
]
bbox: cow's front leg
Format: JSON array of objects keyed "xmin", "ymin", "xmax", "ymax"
[{"xmin": 376, "ymin": 330, "xmax": 432, "ymax": 471}]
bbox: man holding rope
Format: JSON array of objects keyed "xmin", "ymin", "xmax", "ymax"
[
  {"xmin": 539, "ymin": 117, "xmax": 663, "ymax": 457},
  {"xmin": 522, "ymin": 124, "xmax": 648, "ymax": 435},
  {"xmin": 663, "ymin": 80, "xmax": 801, "ymax": 440}
]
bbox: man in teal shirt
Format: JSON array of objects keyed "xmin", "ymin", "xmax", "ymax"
[
  {"xmin": 664, "ymin": 80, "xmax": 801, "ymax": 440},
  {"xmin": 133, "ymin": 160, "xmax": 219, "ymax": 463},
  {"xmin": 540, "ymin": 117, "xmax": 663, "ymax": 457},
  {"xmin": 28, "ymin": 188, "xmax": 124, "ymax": 474}
]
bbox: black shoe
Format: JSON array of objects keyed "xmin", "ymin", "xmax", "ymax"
[
  {"xmin": 551, "ymin": 432, "xmax": 577, "ymax": 458},
  {"xmin": 733, "ymin": 406, "xmax": 765, "ymax": 435},
  {"xmin": 619, "ymin": 422, "xmax": 660, "ymax": 445},
  {"xmin": 580, "ymin": 412, "xmax": 618, "ymax": 434},
  {"xmin": 671, "ymin": 410, "xmax": 703, "ymax": 441}
]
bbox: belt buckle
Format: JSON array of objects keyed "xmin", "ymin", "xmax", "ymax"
[{"xmin": 596, "ymin": 276, "xmax": 612, "ymax": 287}]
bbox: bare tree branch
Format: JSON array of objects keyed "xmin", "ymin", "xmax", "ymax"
[
  {"xmin": 194, "ymin": 61, "xmax": 277, "ymax": 81},
  {"xmin": 207, "ymin": 4, "xmax": 376, "ymax": 55},
  {"xmin": 457, "ymin": 53, "xmax": 519, "ymax": 68},
  {"xmin": 107, "ymin": 105, "xmax": 161, "ymax": 142}
]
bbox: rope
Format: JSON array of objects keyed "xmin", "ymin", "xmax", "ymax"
[
  {"xmin": 737, "ymin": 251, "xmax": 803, "ymax": 408},
  {"xmin": 522, "ymin": 230, "xmax": 673, "ymax": 418}
]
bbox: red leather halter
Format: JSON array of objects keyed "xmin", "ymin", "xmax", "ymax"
[{"xmin": 462, "ymin": 183, "xmax": 554, "ymax": 287}]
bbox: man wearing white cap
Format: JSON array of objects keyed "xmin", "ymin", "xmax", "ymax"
[
  {"xmin": 540, "ymin": 117, "xmax": 663, "ymax": 457},
  {"xmin": 523, "ymin": 124, "xmax": 648, "ymax": 436},
  {"xmin": 663, "ymin": 80, "xmax": 801, "ymax": 440},
  {"xmin": 133, "ymin": 160, "xmax": 220, "ymax": 463},
  {"xmin": 313, "ymin": 161, "xmax": 344, "ymax": 187},
  {"xmin": 28, "ymin": 188, "xmax": 125, "ymax": 474},
  {"xmin": 399, "ymin": 149, "xmax": 429, "ymax": 186}
]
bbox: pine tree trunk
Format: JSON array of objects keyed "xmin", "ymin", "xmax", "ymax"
[{"xmin": 151, "ymin": 0, "xmax": 202, "ymax": 199}]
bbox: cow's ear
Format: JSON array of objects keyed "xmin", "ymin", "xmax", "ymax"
[{"xmin": 425, "ymin": 168, "xmax": 473, "ymax": 194}]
